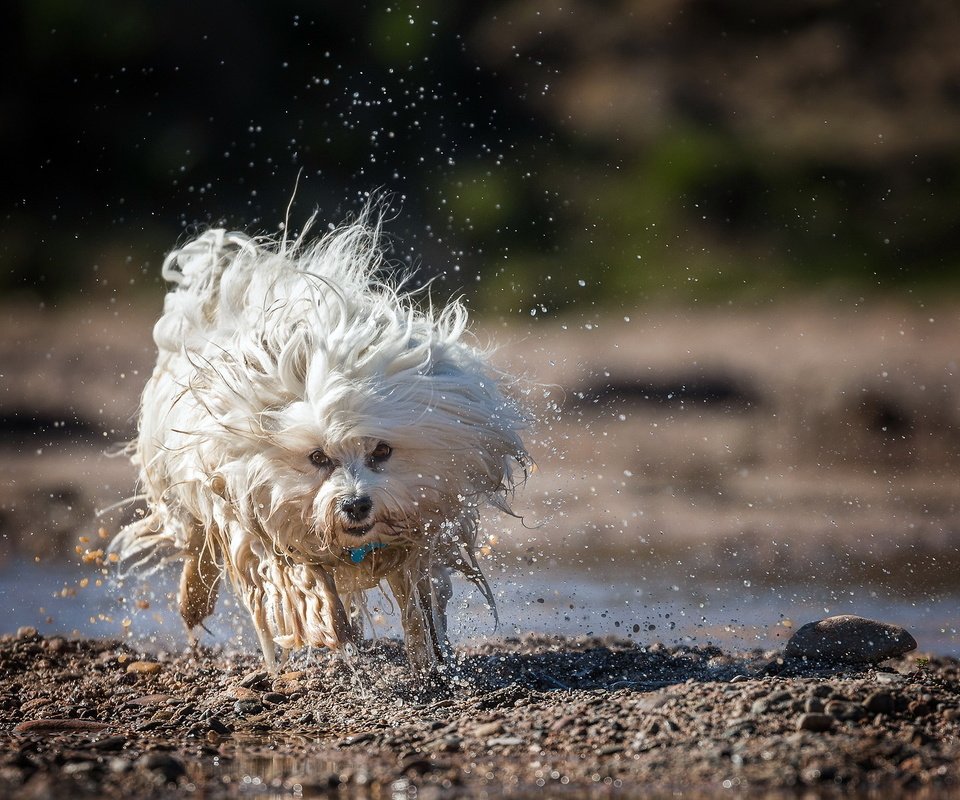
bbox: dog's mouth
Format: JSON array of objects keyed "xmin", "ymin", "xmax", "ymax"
[
  {"xmin": 339, "ymin": 519, "xmax": 408, "ymax": 540},
  {"xmin": 342, "ymin": 523, "xmax": 375, "ymax": 537}
]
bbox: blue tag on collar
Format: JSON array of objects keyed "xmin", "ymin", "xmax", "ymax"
[{"xmin": 348, "ymin": 541, "xmax": 388, "ymax": 564}]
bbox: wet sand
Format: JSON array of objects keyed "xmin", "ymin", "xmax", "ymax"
[{"xmin": 1, "ymin": 628, "xmax": 958, "ymax": 798}]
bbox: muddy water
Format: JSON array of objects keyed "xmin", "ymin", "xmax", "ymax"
[{"xmin": 2, "ymin": 557, "xmax": 956, "ymax": 657}]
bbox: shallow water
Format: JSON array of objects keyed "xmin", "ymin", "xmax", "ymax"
[{"xmin": 1, "ymin": 558, "xmax": 956, "ymax": 657}]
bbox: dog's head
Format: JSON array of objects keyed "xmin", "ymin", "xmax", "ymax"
[{"xmin": 172, "ymin": 225, "xmax": 528, "ymax": 562}]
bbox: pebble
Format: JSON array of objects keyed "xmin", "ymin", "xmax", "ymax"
[
  {"xmin": 874, "ymin": 671, "xmax": 907, "ymax": 686},
  {"xmin": 19, "ymin": 698, "xmax": 52, "ymax": 714},
  {"xmin": 207, "ymin": 716, "xmax": 233, "ymax": 735},
  {"xmin": 486, "ymin": 736, "xmax": 523, "ymax": 748},
  {"xmin": 752, "ymin": 690, "xmax": 793, "ymax": 714},
  {"xmin": 825, "ymin": 700, "xmax": 864, "ymax": 721},
  {"xmin": 863, "ymin": 691, "xmax": 896, "ymax": 715},
  {"xmin": 85, "ymin": 735, "xmax": 128, "ymax": 752},
  {"xmin": 473, "ymin": 720, "xmax": 505, "ymax": 737},
  {"xmin": 796, "ymin": 713, "xmax": 835, "ymax": 732},
  {"xmin": 15, "ymin": 627, "xmax": 38, "ymax": 640},
  {"xmin": 784, "ymin": 615, "xmax": 917, "ymax": 664},
  {"xmin": 549, "ymin": 714, "xmax": 576, "ymax": 732},
  {"xmin": 63, "ymin": 761, "xmax": 97, "ymax": 776},
  {"xmin": 597, "ymin": 743, "xmax": 625, "ymax": 755},
  {"xmin": 430, "ymin": 735, "xmax": 463, "ymax": 753},
  {"xmin": 137, "ymin": 752, "xmax": 186, "ymax": 782},
  {"xmin": 238, "ymin": 671, "xmax": 269, "ymax": 689},
  {"xmin": 125, "ymin": 694, "xmax": 171, "ymax": 708},
  {"xmin": 804, "ymin": 697, "xmax": 825, "ymax": 714},
  {"xmin": 341, "ymin": 732, "xmax": 376, "ymax": 747},
  {"xmin": 126, "ymin": 661, "xmax": 163, "ymax": 675},
  {"xmin": 234, "ymin": 700, "xmax": 264, "ymax": 717},
  {"xmin": 108, "ymin": 757, "xmax": 131, "ymax": 773},
  {"xmin": 14, "ymin": 719, "xmax": 111, "ymax": 734}
]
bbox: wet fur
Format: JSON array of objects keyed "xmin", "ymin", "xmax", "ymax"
[{"xmin": 112, "ymin": 214, "xmax": 528, "ymax": 672}]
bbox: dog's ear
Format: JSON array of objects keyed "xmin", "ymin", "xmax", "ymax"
[{"xmin": 421, "ymin": 343, "xmax": 529, "ymax": 489}]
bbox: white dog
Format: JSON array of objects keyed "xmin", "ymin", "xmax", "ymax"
[{"xmin": 113, "ymin": 212, "xmax": 528, "ymax": 672}]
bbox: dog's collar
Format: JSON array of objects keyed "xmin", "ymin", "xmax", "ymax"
[
  {"xmin": 347, "ymin": 541, "xmax": 389, "ymax": 564},
  {"xmin": 284, "ymin": 540, "xmax": 392, "ymax": 567}
]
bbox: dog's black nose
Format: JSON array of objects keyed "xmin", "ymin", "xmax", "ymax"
[{"xmin": 340, "ymin": 495, "xmax": 373, "ymax": 522}]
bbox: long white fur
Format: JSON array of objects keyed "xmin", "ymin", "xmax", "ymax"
[{"xmin": 113, "ymin": 212, "xmax": 528, "ymax": 671}]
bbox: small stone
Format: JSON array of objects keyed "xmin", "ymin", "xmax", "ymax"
[
  {"xmin": 207, "ymin": 716, "xmax": 232, "ymax": 735},
  {"xmin": 15, "ymin": 627, "xmax": 38, "ymax": 640},
  {"xmin": 87, "ymin": 735, "xmax": 128, "ymax": 752},
  {"xmin": 550, "ymin": 715, "xmax": 576, "ymax": 732},
  {"xmin": 825, "ymin": 700, "xmax": 865, "ymax": 721},
  {"xmin": 125, "ymin": 694, "xmax": 171, "ymax": 708},
  {"xmin": 473, "ymin": 720, "xmax": 505, "ymax": 737},
  {"xmin": 126, "ymin": 661, "xmax": 163, "ymax": 675},
  {"xmin": 233, "ymin": 699, "xmax": 263, "ymax": 717},
  {"xmin": 797, "ymin": 713, "xmax": 835, "ymax": 733},
  {"xmin": 63, "ymin": 761, "xmax": 96, "ymax": 776},
  {"xmin": 238, "ymin": 671, "xmax": 269, "ymax": 689},
  {"xmin": 231, "ymin": 686, "xmax": 260, "ymax": 701},
  {"xmin": 486, "ymin": 736, "xmax": 524, "ymax": 747},
  {"xmin": 262, "ymin": 692, "xmax": 287, "ymax": 705},
  {"xmin": 784, "ymin": 615, "xmax": 917, "ymax": 664},
  {"xmin": 751, "ymin": 690, "xmax": 792, "ymax": 714},
  {"xmin": 908, "ymin": 700, "xmax": 932, "ymax": 718},
  {"xmin": 802, "ymin": 764, "xmax": 837, "ymax": 783},
  {"xmin": 804, "ymin": 697, "xmax": 825, "ymax": 714},
  {"xmin": 430, "ymin": 735, "xmax": 463, "ymax": 753},
  {"xmin": 874, "ymin": 671, "xmax": 907, "ymax": 686},
  {"xmin": 44, "ymin": 637, "xmax": 67, "ymax": 653},
  {"xmin": 597, "ymin": 743, "xmax": 625, "ymax": 755},
  {"xmin": 19, "ymin": 698, "xmax": 52, "ymax": 714},
  {"xmin": 137, "ymin": 752, "xmax": 186, "ymax": 782},
  {"xmin": 863, "ymin": 691, "xmax": 895, "ymax": 715},
  {"xmin": 14, "ymin": 719, "xmax": 111, "ymax": 734},
  {"xmin": 340, "ymin": 732, "xmax": 375, "ymax": 747}
]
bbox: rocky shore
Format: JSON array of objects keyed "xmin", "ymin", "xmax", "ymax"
[{"xmin": 1, "ymin": 621, "xmax": 957, "ymax": 799}]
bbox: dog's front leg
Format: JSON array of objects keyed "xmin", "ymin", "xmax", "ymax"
[
  {"xmin": 227, "ymin": 531, "xmax": 353, "ymax": 672},
  {"xmin": 387, "ymin": 562, "xmax": 453, "ymax": 672},
  {"xmin": 178, "ymin": 523, "xmax": 221, "ymax": 631},
  {"xmin": 420, "ymin": 563, "xmax": 453, "ymax": 666}
]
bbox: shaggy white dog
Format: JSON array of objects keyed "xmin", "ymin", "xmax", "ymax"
[{"xmin": 112, "ymin": 213, "xmax": 528, "ymax": 672}]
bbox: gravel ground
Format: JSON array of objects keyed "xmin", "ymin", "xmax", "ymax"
[{"xmin": 1, "ymin": 629, "xmax": 958, "ymax": 798}]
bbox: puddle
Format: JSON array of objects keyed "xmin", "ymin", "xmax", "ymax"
[{"xmin": 1, "ymin": 558, "xmax": 956, "ymax": 656}]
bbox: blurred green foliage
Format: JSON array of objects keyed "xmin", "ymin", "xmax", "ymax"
[{"xmin": 2, "ymin": 0, "xmax": 959, "ymax": 312}]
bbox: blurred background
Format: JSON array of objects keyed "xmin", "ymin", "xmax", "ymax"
[{"xmin": 1, "ymin": 0, "xmax": 958, "ymax": 654}]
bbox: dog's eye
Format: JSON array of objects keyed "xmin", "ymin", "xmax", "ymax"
[
  {"xmin": 309, "ymin": 449, "xmax": 332, "ymax": 469},
  {"xmin": 370, "ymin": 442, "xmax": 392, "ymax": 464}
]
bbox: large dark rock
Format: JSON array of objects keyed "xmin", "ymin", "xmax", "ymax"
[{"xmin": 784, "ymin": 615, "xmax": 917, "ymax": 664}]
